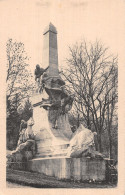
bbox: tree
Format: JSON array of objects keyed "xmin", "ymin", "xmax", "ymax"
[
  {"xmin": 6, "ymin": 39, "xmax": 35, "ymax": 149},
  {"xmin": 63, "ymin": 40, "xmax": 118, "ymax": 155},
  {"xmin": 6, "ymin": 100, "xmax": 20, "ymax": 149},
  {"xmin": 6, "ymin": 39, "xmax": 34, "ymax": 108},
  {"xmin": 20, "ymin": 98, "xmax": 33, "ymax": 122}
]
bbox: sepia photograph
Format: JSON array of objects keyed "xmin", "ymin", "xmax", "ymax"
[{"xmin": 0, "ymin": 0, "xmax": 125, "ymax": 194}]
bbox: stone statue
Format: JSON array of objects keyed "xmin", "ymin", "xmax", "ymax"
[
  {"xmin": 17, "ymin": 120, "xmax": 27, "ymax": 146},
  {"xmin": 61, "ymin": 95, "xmax": 74, "ymax": 114},
  {"xmin": 7, "ymin": 118, "xmax": 36, "ymax": 166},
  {"xmin": 25, "ymin": 117, "xmax": 35, "ymax": 140},
  {"xmin": 34, "ymin": 64, "xmax": 49, "ymax": 81},
  {"xmin": 67, "ymin": 124, "xmax": 103, "ymax": 159},
  {"xmin": 34, "ymin": 64, "xmax": 49, "ymax": 93},
  {"xmin": 17, "ymin": 118, "xmax": 34, "ymax": 146}
]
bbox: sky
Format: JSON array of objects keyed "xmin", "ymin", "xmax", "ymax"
[{"xmin": 0, "ymin": 0, "xmax": 125, "ymax": 74}]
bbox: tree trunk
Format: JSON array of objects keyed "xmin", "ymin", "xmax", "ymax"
[
  {"xmin": 97, "ymin": 132, "xmax": 103, "ymax": 153},
  {"xmin": 107, "ymin": 127, "xmax": 113, "ymax": 159}
]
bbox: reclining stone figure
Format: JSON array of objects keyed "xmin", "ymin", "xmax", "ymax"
[{"xmin": 67, "ymin": 123, "xmax": 103, "ymax": 159}]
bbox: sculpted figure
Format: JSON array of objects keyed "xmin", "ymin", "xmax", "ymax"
[
  {"xmin": 17, "ymin": 120, "xmax": 27, "ymax": 146},
  {"xmin": 61, "ymin": 95, "xmax": 74, "ymax": 114},
  {"xmin": 7, "ymin": 118, "xmax": 35, "ymax": 165},
  {"xmin": 67, "ymin": 124, "xmax": 95, "ymax": 157},
  {"xmin": 34, "ymin": 64, "xmax": 49, "ymax": 81},
  {"xmin": 35, "ymin": 64, "xmax": 49, "ymax": 93},
  {"xmin": 67, "ymin": 124, "xmax": 103, "ymax": 159},
  {"xmin": 25, "ymin": 117, "xmax": 34, "ymax": 140}
]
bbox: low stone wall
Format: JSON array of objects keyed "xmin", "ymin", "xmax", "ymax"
[{"xmin": 25, "ymin": 157, "xmax": 106, "ymax": 181}]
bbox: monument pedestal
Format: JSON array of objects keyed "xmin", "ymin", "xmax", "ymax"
[
  {"xmin": 24, "ymin": 157, "xmax": 107, "ymax": 181},
  {"xmin": 31, "ymin": 93, "xmax": 72, "ymax": 158}
]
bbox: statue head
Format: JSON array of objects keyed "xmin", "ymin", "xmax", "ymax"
[
  {"xmin": 20, "ymin": 120, "xmax": 27, "ymax": 131},
  {"xmin": 36, "ymin": 64, "xmax": 40, "ymax": 69},
  {"xmin": 42, "ymin": 72, "xmax": 48, "ymax": 79},
  {"xmin": 27, "ymin": 117, "xmax": 34, "ymax": 127}
]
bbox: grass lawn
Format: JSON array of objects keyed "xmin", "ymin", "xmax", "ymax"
[{"xmin": 6, "ymin": 168, "xmax": 117, "ymax": 188}]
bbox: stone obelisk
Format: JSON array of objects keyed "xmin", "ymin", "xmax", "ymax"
[{"xmin": 42, "ymin": 22, "xmax": 59, "ymax": 77}]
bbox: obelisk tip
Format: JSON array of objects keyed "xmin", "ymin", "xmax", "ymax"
[{"xmin": 43, "ymin": 22, "xmax": 57, "ymax": 35}]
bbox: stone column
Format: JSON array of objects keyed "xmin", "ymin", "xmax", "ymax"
[{"xmin": 42, "ymin": 22, "xmax": 59, "ymax": 77}]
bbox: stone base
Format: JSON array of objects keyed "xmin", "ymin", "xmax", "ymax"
[{"xmin": 18, "ymin": 157, "xmax": 107, "ymax": 181}]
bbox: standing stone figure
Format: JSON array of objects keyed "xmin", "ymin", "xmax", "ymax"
[
  {"xmin": 34, "ymin": 64, "xmax": 49, "ymax": 93},
  {"xmin": 17, "ymin": 120, "xmax": 27, "ymax": 146},
  {"xmin": 34, "ymin": 64, "xmax": 49, "ymax": 81}
]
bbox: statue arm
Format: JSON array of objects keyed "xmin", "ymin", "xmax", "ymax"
[
  {"xmin": 34, "ymin": 69, "xmax": 39, "ymax": 80},
  {"xmin": 44, "ymin": 66, "xmax": 49, "ymax": 72}
]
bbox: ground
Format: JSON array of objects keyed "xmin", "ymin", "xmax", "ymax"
[
  {"xmin": 6, "ymin": 181, "xmax": 33, "ymax": 188},
  {"xmin": 6, "ymin": 168, "xmax": 117, "ymax": 188}
]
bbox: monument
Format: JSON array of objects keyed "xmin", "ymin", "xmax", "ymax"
[
  {"xmin": 7, "ymin": 23, "xmax": 107, "ymax": 182},
  {"xmin": 32, "ymin": 22, "xmax": 73, "ymax": 158}
]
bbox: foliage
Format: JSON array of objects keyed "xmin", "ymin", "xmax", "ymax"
[
  {"xmin": 6, "ymin": 39, "xmax": 34, "ymax": 150},
  {"xmin": 20, "ymin": 99, "xmax": 33, "ymax": 122},
  {"xmin": 63, "ymin": 40, "xmax": 118, "ymax": 157},
  {"xmin": 6, "ymin": 39, "xmax": 34, "ymax": 106},
  {"xmin": 6, "ymin": 100, "xmax": 21, "ymax": 150}
]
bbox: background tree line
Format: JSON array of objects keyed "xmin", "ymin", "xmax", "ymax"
[
  {"xmin": 6, "ymin": 39, "xmax": 34, "ymax": 150},
  {"xmin": 63, "ymin": 40, "xmax": 118, "ymax": 160}
]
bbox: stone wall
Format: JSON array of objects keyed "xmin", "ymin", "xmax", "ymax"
[{"xmin": 26, "ymin": 157, "xmax": 107, "ymax": 181}]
